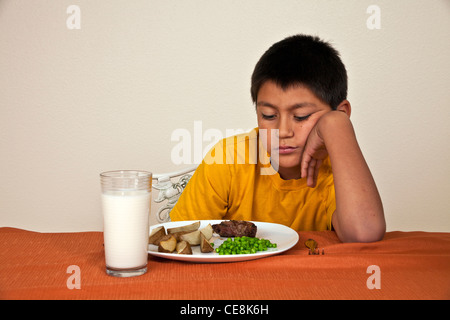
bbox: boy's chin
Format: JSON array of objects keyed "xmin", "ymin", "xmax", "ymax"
[
  {"xmin": 276, "ymin": 157, "xmax": 301, "ymax": 168},
  {"xmin": 271, "ymin": 160, "xmax": 301, "ymax": 173}
]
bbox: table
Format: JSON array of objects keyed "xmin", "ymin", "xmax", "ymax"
[{"xmin": 1, "ymin": 227, "xmax": 449, "ymax": 300}]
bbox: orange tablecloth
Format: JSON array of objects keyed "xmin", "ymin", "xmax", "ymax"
[{"xmin": 1, "ymin": 227, "xmax": 449, "ymax": 300}]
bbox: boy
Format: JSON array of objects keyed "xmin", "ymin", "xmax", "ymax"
[{"xmin": 170, "ymin": 34, "xmax": 385, "ymax": 243}]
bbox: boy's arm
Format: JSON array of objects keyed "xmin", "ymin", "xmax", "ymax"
[{"xmin": 301, "ymin": 111, "xmax": 386, "ymax": 243}]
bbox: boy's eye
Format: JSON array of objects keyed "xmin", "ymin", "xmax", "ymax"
[
  {"xmin": 294, "ymin": 114, "xmax": 311, "ymax": 122},
  {"xmin": 261, "ymin": 114, "xmax": 276, "ymax": 120}
]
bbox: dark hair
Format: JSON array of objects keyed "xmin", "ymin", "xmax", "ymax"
[{"xmin": 251, "ymin": 34, "xmax": 348, "ymax": 109}]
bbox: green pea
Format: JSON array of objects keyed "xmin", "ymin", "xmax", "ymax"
[{"xmin": 215, "ymin": 236, "xmax": 277, "ymax": 255}]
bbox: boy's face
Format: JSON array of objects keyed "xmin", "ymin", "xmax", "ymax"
[{"xmin": 256, "ymin": 80, "xmax": 333, "ymax": 179}]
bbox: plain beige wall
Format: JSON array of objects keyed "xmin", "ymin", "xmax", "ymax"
[{"xmin": 1, "ymin": 0, "xmax": 449, "ymax": 232}]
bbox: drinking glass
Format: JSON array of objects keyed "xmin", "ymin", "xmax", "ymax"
[{"xmin": 100, "ymin": 170, "xmax": 152, "ymax": 277}]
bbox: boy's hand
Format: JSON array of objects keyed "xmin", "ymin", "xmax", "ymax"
[{"xmin": 301, "ymin": 112, "xmax": 339, "ymax": 187}]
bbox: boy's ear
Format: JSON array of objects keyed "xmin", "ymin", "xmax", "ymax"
[{"xmin": 336, "ymin": 100, "xmax": 351, "ymax": 117}]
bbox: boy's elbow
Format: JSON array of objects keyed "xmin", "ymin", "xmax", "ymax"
[
  {"xmin": 339, "ymin": 230, "xmax": 384, "ymax": 243},
  {"xmin": 350, "ymin": 229, "xmax": 385, "ymax": 243},
  {"xmin": 337, "ymin": 218, "xmax": 386, "ymax": 243}
]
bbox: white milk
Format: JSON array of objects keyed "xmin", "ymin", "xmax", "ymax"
[{"xmin": 102, "ymin": 191, "xmax": 150, "ymax": 269}]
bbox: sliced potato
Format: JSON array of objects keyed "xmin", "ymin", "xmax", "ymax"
[
  {"xmin": 200, "ymin": 224, "xmax": 213, "ymax": 241},
  {"xmin": 158, "ymin": 235, "xmax": 177, "ymax": 253},
  {"xmin": 200, "ymin": 233, "xmax": 214, "ymax": 253},
  {"xmin": 176, "ymin": 240, "xmax": 192, "ymax": 255},
  {"xmin": 148, "ymin": 226, "xmax": 166, "ymax": 245},
  {"xmin": 167, "ymin": 221, "xmax": 200, "ymax": 234},
  {"xmin": 180, "ymin": 230, "xmax": 201, "ymax": 246},
  {"xmin": 170, "ymin": 231, "xmax": 189, "ymax": 241}
]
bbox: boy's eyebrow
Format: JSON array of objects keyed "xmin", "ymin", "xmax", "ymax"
[{"xmin": 256, "ymin": 101, "xmax": 317, "ymax": 109}]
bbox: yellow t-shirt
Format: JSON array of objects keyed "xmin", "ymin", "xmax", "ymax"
[{"xmin": 170, "ymin": 128, "xmax": 336, "ymax": 231}]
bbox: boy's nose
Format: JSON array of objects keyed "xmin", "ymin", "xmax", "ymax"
[{"xmin": 278, "ymin": 118, "xmax": 294, "ymax": 138}]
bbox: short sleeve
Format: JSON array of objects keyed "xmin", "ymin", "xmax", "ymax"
[{"xmin": 170, "ymin": 139, "xmax": 231, "ymax": 221}]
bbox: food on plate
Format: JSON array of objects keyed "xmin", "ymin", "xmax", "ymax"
[
  {"xmin": 212, "ymin": 220, "xmax": 257, "ymax": 237},
  {"xmin": 179, "ymin": 230, "xmax": 201, "ymax": 245},
  {"xmin": 215, "ymin": 236, "xmax": 277, "ymax": 255},
  {"xmin": 150, "ymin": 221, "xmax": 214, "ymax": 255},
  {"xmin": 158, "ymin": 235, "xmax": 177, "ymax": 253},
  {"xmin": 200, "ymin": 233, "xmax": 214, "ymax": 253},
  {"xmin": 167, "ymin": 221, "xmax": 200, "ymax": 234},
  {"xmin": 200, "ymin": 223, "xmax": 213, "ymax": 240},
  {"xmin": 148, "ymin": 226, "xmax": 166, "ymax": 245},
  {"xmin": 170, "ymin": 231, "xmax": 186, "ymax": 241},
  {"xmin": 150, "ymin": 220, "xmax": 277, "ymax": 257},
  {"xmin": 179, "ymin": 224, "xmax": 214, "ymax": 245},
  {"xmin": 176, "ymin": 240, "xmax": 192, "ymax": 254}
]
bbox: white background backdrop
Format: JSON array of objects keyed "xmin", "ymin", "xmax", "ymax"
[{"xmin": 1, "ymin": 0, "xmax": 449, "ymax": 232}]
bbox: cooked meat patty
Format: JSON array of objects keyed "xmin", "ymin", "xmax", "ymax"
[{"xmin": 212, "ymin": 220, "xmax": 257, "ymax": 237}]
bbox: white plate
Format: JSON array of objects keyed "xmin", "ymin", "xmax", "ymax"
[{"xmin": 147, "ymin": 220, "xmax": 299, "ymax": 263}]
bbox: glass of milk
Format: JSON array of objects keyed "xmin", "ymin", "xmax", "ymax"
[{"xmin": 100, "ymin": 170, "xmax": 152, "ymax": 277}]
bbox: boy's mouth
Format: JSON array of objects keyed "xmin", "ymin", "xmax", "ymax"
[{"xmin": 277, "ymin": 145, "xmax": 298, "ymax": 154}]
